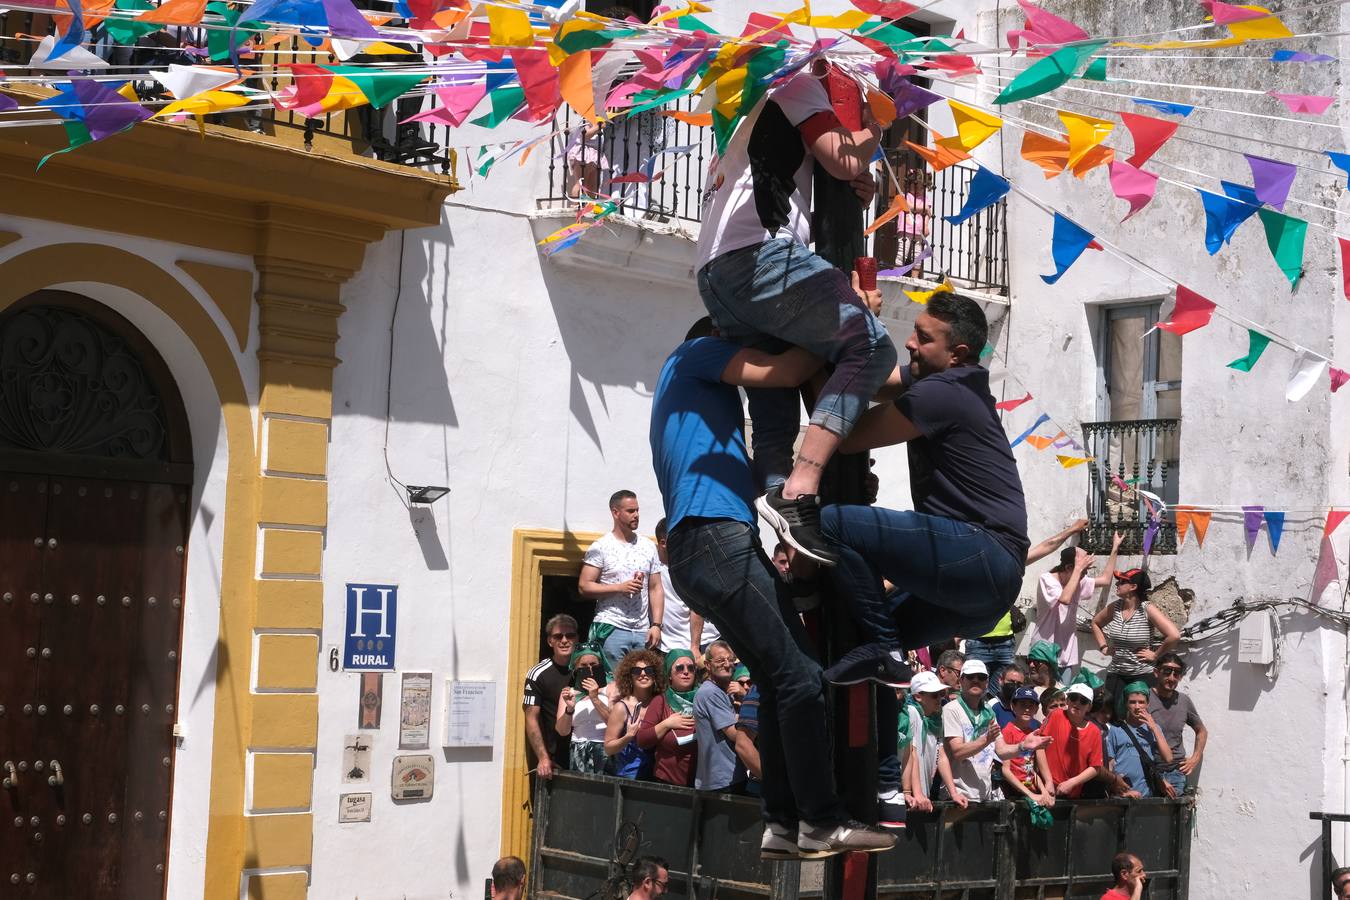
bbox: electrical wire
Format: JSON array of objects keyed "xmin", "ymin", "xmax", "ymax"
[{"xmin": 382, "ymin": 228, "xmax": 409, "ymax": 508}]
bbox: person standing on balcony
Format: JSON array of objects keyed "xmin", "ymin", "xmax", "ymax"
[
  {"xmin": 1031, "ymin": 534, "xmax": 1123, "ymax": 684},
  {"xmin": 650, "ymin": 316, "xmax": 895, "ymax": 860},
  {"xmin": 1043, "ymin": 683, "xmax": 1104, "ymax": 798},
  {"xmin": 1091, "ymin": 568, "xmax": 1181, "ymax": 706},
  {"xmin": 942, "ymin": 660, "xmax": 1049, "ymax": 803},
  {"xmin": 1103, "ymin": 682, "xmax": 1173, "ymax": 798},
  {"xmin": 637, "ymin": 649, "xmax": 700, "ymax": 787},
  {"xmin": 695, "ymin": 59, "xmax": 896, "ymax": 567},
  {"xmin": 1148, "ymin": 652, "xmax": 1207, "ymax": 796},
  {"xmin": 523, "ymin": 614, "xmax": 579, "ymax": 780},
  {"xmin": 578, "ymin": 491, "xmax": 665, "ymax": 672},
  {"xmin": 813, "ymin": 295, "xmax": 1030, "ymax": 686}
]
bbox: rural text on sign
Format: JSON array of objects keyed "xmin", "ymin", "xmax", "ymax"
[{"xmin": 344, "ymin": 583, "xmax": 397, "ymax": 671}]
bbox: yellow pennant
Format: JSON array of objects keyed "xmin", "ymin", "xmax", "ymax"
[
  {"xmin": 649, "ymin": 1, "xmax": 711, "ymax": 24},
  {"xmin": 1058, "ymin": 110, "xmax": 1114, "ymax": 171},
  {"xmin": 936, "ymin": 100, "xmax": 1002, "ymax": 153},
  {"xmin": 154, "ymin": 89, "xmax": 250, "ymax": 136},
  {"xmin": 806, "ymin": 10, "xmax": 869, "ymax": 29},
  {"xmin": 905, "ymin": 279, "xmax": 953, "ymax": 305},
  {"xmin": 1056, "ymin": 454, "xmax": 1094, "ymax": 469},
  {"xmin": 1226, "ymin": 6, "xmax": 1292, "ymax": 41},
  {"xmin": 487, "ymin": 3, "xmax": 534, "ymax": 47}
]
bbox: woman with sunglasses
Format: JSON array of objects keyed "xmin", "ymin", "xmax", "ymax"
[
  {"xmin": 1091, "ymin": 568, "xmax": 1181, "ymax": 707},
  {"xmin": 556, "ymin": 644, "xmax": 614, "ymax": 774},
  {"xmin": 605, "ymin": 649, "xmax": 665, "ymax": 779},
  {"xmin": 637, "ymin": 649, "xmax": 701, "ymax": 786}
]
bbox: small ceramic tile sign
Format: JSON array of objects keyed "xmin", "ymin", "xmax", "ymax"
[
  {"xmin": 399, "ymin": 672, "xmax": 433, "ymax": 750},
  {"xmin": 359, "ymin": 672, "xmax": 383, "ymax": 729},
  {"xmin": 391, "ymin": 754, "xmax": 434, "ymax": 801},
  {"xmin": 339, "ymin": 792, "xmax": 372, "ymax": 823},
  {"xmin": 341, "ymin": 734, "xmax": 372, "ymax": 784}
]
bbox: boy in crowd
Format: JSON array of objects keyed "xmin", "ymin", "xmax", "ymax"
[
  {"xmin": 1105, "ymin": 683, "xmax": 1174, "ymax": 798},
  {"xmin": 1042, "ymin": 683, "xmax": 1103, "ymax": 799},
  {"xmin": 1149, "ymin": 652, "xmax": 1207, "ymax": 796},
  {"xmin": 996, "ymin": 686, "xmax": 1054, "ymax": 806},
  {"xmin": 942, "ymin": 660, "xmax": 1049, "ymax": 802}
]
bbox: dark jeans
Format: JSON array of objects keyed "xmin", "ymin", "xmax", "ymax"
[
  {"xmin": 877, "ymin": 686, "xmax": 901, "ymax": 792},
  {"xmin": 821, "ymin": 505, "xmax": 1025, "ymax": 650},
  {"xmin": 964, "ymin": 636, "xmax": 1016, "ymax": 694},
  {"xmin": 668, "ymin": 518, "xmax": 844, "ymax": 827}
]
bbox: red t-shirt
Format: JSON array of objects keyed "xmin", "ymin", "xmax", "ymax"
[
  {"xmin": 1100, "ymin": 889, "xmax": 1131, "ymax": 900},
  {"xmin": 1000, "ymin": 721, "xmax": 1036, "ymax": 785},
  {"xmin": 1042, "ymin": 708, "xmax": 1102, "ymax": 797},
  {"xmin": 636, "ymin": 695, "xmax": 697, "ymax": 787}
]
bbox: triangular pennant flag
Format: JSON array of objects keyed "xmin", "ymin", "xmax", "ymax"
[
  {"xmin": 1201, "ymin": 0, "xmax": 1267, "ymax": 23},
  {"xmin": 994, "ymin": 41, "xmax": 1104, "ymax": 105},
  {"xmin": 1332, "ymin": 367, "xmax": 1350, "ymax": 393},
  {"xmin": 1243, "ymin": 505, "xmax": 1264, "ymax": 550},
  {"xmin": 1120, "ymin": 111, "xmax": 1177, "ymax": 168},
  {"xmin": 1109, "ymin": 160, "xmax": 1158, "ymax": 221},
  {"xmin": 1157, "ymin": 286, "xmax": 1216, "ymax": 336},
  {"xmin": 1340, "ymin": 236, "xmax": 1350, "ymax": 300},
  {"xmin": 152, "ymin": 63, "xmax": 239, "ymax": 99},
  {"xmin": 863, "ymin": 193, "xmax": 911, "ymax": 237},
  {"xmin": 1025, "ymin": 434, "xmax": 1056, "ymax": 450},
  {"xmin": 1312, "ymin": 536, "xmax": 1342, "ymax": 605},
  {"xmin": 1227, "ymin": 11, "xmax": 1293, "ymax": 40},
  {"xmin": 1056, "ymin": 454, "xmax": 1092, "ymax": 468},
  {"xmin": 1080, "ymin": 57, "xmax": 1107, "ymax": 81},
  {"xmin": 904, "ymin": 279, "xmax": 953, "ymax": 304},
  {"xmin": 1041, "ymin": 212, "xmax": 1096, "ymax": 285},
  {"xmin": 1256, "ymin": 208, "xmax": 1307, "ymax": 289},
  {"xmin": 1287, "ymin": 347, "xmax": 1328, "ymax": 402},
  {"xmin": 1006, "ymin": 0, "xmax": 1089, "ymax": 52},
  {"xmin": 1058, "ymin": 110, "xmax": 1113, "ymax": 172},
  {"xmin": 905, "ymin": 135, "xmax": 971, "ymax": 172},
  {"xmin": 994, "ymin": 392, "xmax": 1032, "ymax": 411},
  {"xmin": 945, "ymin": 166, "xmax": 1010, "ymax": 225},
  {"xmin": 1190, "ymin": 509, "xmax": 1212, "ymax": 548},
  {"xmin": 512, "ymin": 48, "xmax": 561, "ymax": 121},
  {"xmin": 1269, "ymin": 92, "xmax": 1334, "ymax": 114},
  {"xmin": 1226, "ymin": 329, "xmax": 1271, "ymax": 372},
  {"xmin": 1133, "ymin": 98, "xmax": 1193, "ymax": 117},
  {"xmin": 1245, "ymin": 154, "xmax": 1297, "ymax": 211},
  {"xmin": 1174, "ymin": 506, "xmax": 1193, "ymax": 547},
  {"xmin": 1327, "ymin": 151, "xmax": 1350, "ymax": 187},
  {"xmin": 938, "ymin": 100, "xmax": 1003, "ymax": 153},
  {"xmin": 1326, "ymin": 510, "xmax": 1350, "ymax": 540},
  {"xmin": 1010, "ymin": 413, "xmax": 1051, "ymax": 448},
  {"xmin": 1264, "ymin": 510, "xmax": 1285, "ymax": 553},
  {"xmin": 1021, "ymin": 131, "xmax": 1069, "ymax": 179},
  {"xmin": 403, "ymin": 83, "xmax": 486, "ymax": 127},
  {"xmin": 138, "ymin": 0, "xmax": 204, "ymax": 24},
  {"xmin": 1196, "ymin": 188, "xmax": 1260, "ymax": 254}
]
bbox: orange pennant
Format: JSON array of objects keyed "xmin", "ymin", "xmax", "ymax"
[
  {"xmin": 138, "ymin": 0, "xmax": 206, "ymax": 25},
  {"xmin": 1072, "ymin": 144, "xmax": 1115, "ymax": 178},
  {"xmin": 904, "ymin": 134, "xmax": 970, "ymax": 173},
  {"xmin": 1174, "ymin": 506, "xmax": 1193, "ymax": 546},
  {"xmin": 558, "ymin": 50, "xmax": 598, "ymax": 122},
  {"xmin": 1190, "ymin": 509, "xmax": 1212, "ymax": 547},
  {"xmin": 1021, "ymin": 131, "xmax": 1069, "ymax": 179},
  {"xmin": 662, "ymin": 109, "xmax": 711, "ymax": 126},
  {"xmin": 866, "ymin": 89, "xmax": 897, "ymax": 129},
  {"xmin": 863, "ymin": 193, "xmax": 911, "ymax": 236}
]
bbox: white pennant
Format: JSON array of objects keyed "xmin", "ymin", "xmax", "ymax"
[
  {"xmin": 151, "ymin": 63, "xmax": 239, "ymax": 100},
  {"xmin": 29, "ymin": 35, "xmax": 108, "ymax": 69},
  {"xmin": 1286, "ymin": 345, "xmax": 1328, "ymax": 402}
]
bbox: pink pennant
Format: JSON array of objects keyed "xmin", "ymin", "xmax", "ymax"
[
  {"xmin": 1312, "ymin": 536, "xmax": 1342, "ymax": 605},
  {"xmin": 1201, "ymin": 0, "xmax": 1268, "ymax": 23},
  {"xmin": 994, "ymin": 392, "xmax": 1033, "ymax": 411},
  {"xmin": 1157, "ymin": 286, "xmax": 1216, "ymax": 336},
  {"xmin": 611, "ymin": 171, "xmax": 664, "ymax": 184},
  {"xmin": 403, "ymin": 83, "xmax": 487, "ymax": 127},
  {"xmin": 1109, "ymin": 160, "xmax": 1159, "ymax": 222},
  {"xmin": 1326, "ymin": 510, "xmax": 1350, "ymax": 540},
  {"xmin": 1120, "ymin": 111, "xmax": 1178, "ymax": 168},
  {"xmin": 1007, "ymin": 0, "xmax": 1089, "ymax": 54},
  {"xmin": 1269, "ymin": 92, "xmax": 1335, "ymax": 114},
  {"xmin": 1339, "ymin": 236, "xmax": 1350, "ymax": 300},
  {"xmin": 514, "ymin": 49, "xmax": 561, "ymax": 122},
  {"xmin": 1332, "ymin": 367, "xmax": 1349, "ymax": 393}
]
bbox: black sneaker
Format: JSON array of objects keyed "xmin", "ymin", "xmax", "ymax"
[
  {"xmin": 877, "ymin": 793, "xmax": 907, "ymax": 831},
  {"xmin": 797, "ymin": 819, "xmax": 896, "ymax": 858},
  {"xmin": 824, "ymin": 643, "xmax": 914, "ymax": 686},
  {"xmin": 756, "ymin": 485, "xmax": 839, "ymax": 567}
]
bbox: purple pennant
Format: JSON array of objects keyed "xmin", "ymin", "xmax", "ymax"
[
  {"xmin": 1142, "ymin": 519, "xmax": 1160, "ymax": 558},
  {"xmin": 0, "ymin": 94, "xmax": 16, "ymax": 113},
  {"xmin": 1242, "ymin": 505, "xmax": 1264, "ymax": 550},
  {"xmin": 321, "ymin": 0, "xmax": 380, "ymax": 38},
  {"xmin": 1244, "ymin": 154, "xmax": 1297, "ymax": 211},
  {"xmin": 888, "ymin": 78, "xmax": 943, "ymax": 121},
  {"xmin": 72, "ymin": 79, "xmax": 151, "ymax": 142},
  {"xmin": 1271, "ymin": 50, "xmax": 1336, "ymax": 63},
  {"xmin": 878, "ymin": 246, "xmax": 933, "ymax": 277}
]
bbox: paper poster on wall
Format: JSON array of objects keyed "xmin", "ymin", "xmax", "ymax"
[
  {"xmin": 339, "ymin": 792, "xmax": 372, "ymax": 823},
  {"xmin": 399, "ymin": 671, "xmax": 433, "ymax": 750},
  {"xmin": 391, "ymin": 754, "xmax": 434, "ymax": 801},
  {"xmin": 343, "ymin": 583, "xmax": 398, "ymax": 671},
  {"xmin": 359, "ymin": 672, "xmax": 383, "ymax": 729},
  {"xmin": 342, "ymin": 734, "xmax": 372, "ymax": 783},
  {"xmin": 443, "ymin": 680, "xmax": 496, "ymax": 748}
]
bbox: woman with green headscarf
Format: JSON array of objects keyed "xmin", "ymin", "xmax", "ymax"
[
  {"xmin": 555, "ymin": 644, "xmax": 614, "ymax": 774},
  {"xmin": 636, "ymin": 649, "xmax": 700, "ymax": 786}
]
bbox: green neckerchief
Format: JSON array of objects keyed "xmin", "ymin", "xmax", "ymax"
[
  {"xmin": 906, "ymin": 696, "xmax": 943, "ymax": 741},
  {"xmin": 663, "ymin": 649, "xmax": 697, "ymax": 714},
  {"xmin": 956, "ymin": 693, "xmax": 994, "ymax": 735}
]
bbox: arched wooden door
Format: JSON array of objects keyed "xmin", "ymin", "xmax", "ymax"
[{"xmin": 0, "ymin": 293, "xmax": 193, "ymax": 898}]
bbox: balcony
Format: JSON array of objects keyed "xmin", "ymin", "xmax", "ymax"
[{"xmin": 1081, "ymin": 419, "xmax": 1181, "ymax": 556}]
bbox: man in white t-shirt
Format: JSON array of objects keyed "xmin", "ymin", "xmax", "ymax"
[
  {"xmin": 941, "ymin": 659, "xmax": 1049, "ymax": 803},
  {"xmin": 654, "ymin": 517, "xmax": 718, "ymax": 661},
  {"xmin": 696, "ymin": 61, "xmax": 896, "ymax": 567},
  {"xmin": 578, "ymin": 490, "xmax": 664, "ymax": 671}
]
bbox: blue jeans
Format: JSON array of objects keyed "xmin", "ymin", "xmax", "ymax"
[
  {"xmin": 1159, "ymin": 768, "xmax": 1188, "ymax": 795},
  {"xmin": 963, "ymin": 636, "xmax": 1016, "ymax": 695},
  {"xmin": 698, "ymin": 238, "xmax": 898, "ymax": 487},
  {"xmin": 599, "ymin": 627, "xmax": 647, "ymax": 672},
  {"xmin": 820, "ymin": 505, "xmax": 1024, "ymax": 650},
  {"xmin": 877, "ymin": 686, "xmax": 901, "ymax": 792},
  {"xmin": 667, "ymin": 518, "xmax": 844, "ymax": 827}
]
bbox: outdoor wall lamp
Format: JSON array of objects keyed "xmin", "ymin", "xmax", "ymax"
[{"xmin": 406, "ymin": 485, "xmax": 451, "ymax": 505}]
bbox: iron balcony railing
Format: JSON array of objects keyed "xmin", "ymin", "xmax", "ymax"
[{"xmin": 1081, "ymin": 418, "xmax": 1181, "ymax": 556}]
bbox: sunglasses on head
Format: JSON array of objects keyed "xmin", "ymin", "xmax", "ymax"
[
  {"xmin": 550, "ymin": 632, "xmax": 578, "ymax": 641},
  {"xmin": 632, "ymin": 666, "xmax": 656, "ymax": 677}
]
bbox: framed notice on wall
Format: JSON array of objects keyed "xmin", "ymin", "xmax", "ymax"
[
  {"xmin": 443, "ymin": 680, "xmax": 496, "ymax": 748},
  {"xmin": 399, "ymin": 672, "xmax": 433, "ymax": 750}
]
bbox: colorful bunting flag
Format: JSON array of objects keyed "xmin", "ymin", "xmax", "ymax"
[
  {"xmin": 945, "ymin": 166, "xmax": 1010, "ymax": 225},
  {"xmin": 1244, "ymin": 154, "xmax": 1296, "ymax": 211},
  {"xmin": 1058, "ymin": 110, "xmax": 1113, "ymax": 173},
  {"xmin": 1157, "ymin": 286, "xmax": 1216, "ymax": 336},
  {"xmin": 907, "ymin": 133, "xmax": 972, "ymax": 172},
  {"xmin": 1080, "ymin": 57, "xmax": 1107, "ymax": 81},
  {"xmin": 1287, "ymin": 348, "xmax": 1327, "ymax": 402},
  {"xmin": 994, "ymin": 392, "xmax": 1033, "ymax": 411},
  {"xmin": 994, "ymin": 42, "xmax": 1104, "ymax": 105},
  {"xmin": 1264, "ymin": 510, "xmax": 1285, "ymax": 553},
  {"xmin": 1332, "ymin": 367, "xmax": 1350, "ymax": 393},
  {"xmin": 1010, "ymin": 413, "xmax": 1051, "ymax": 448},
  {"xmin": 1006, "ymin": 0, "xmax": 1088, "ymax": 53},
  {"xmin": 1331, "ymin": 152, "xmax": 1350, "ymax": 187},
  {"xmin": 1041, "ymin": 212, "xmax": 1096, "ymax": 284},
  {"xmin": 1226, "ymin": 329, "xmax": 1271, "ymax": 372},
  {"xmin": 905, "ymin": 279, "xmax": 954, "ymax": 305},
  {"xmin": 1272, "ymin": 50, "xmax": 1336, "ymax": 63},
  {"xmin": 938, "ymin": 100, "xmax": 1003, "ymax": 153},
  {"xmin": 1269, "ymin": 92, "xmax": 1334, "ymax": 114},
  {"xmin": 889, "ymin": 79, "xmax": 943, "ymax": 120},
  {"xmin": 1227, "ymin": 10, "xmax": 1293, "ymax": 41},
  {"xmin": 1120, "ymin": 111, "xmax": 1176, "ymax": 168},
  {"xmin": 1201, "ymin": 0, "xmax": 1267, "ymax": 24},
  {"xmin": 1196, "ymin": 187, "xmax": 1259, "ymax": 254},
  {"xmin": 404, "ymin": 84, "xmax": 487, "ymax": 127},
  {"xmin": 1256, "ymin": 208, "xmax": 1307, "ymax": 289},
  {"xmin": 1108, "ymin": 161, "xmax": 1158, "ymax": 221},
  {"xmin": 1021, "ymin": 131, "xmax": 1069, "ymax": 179},
  {"xmin": 1326, "ymin": 510, "xmax": 1350, "ymax": 540},
  {"xmin": 1055, "ymin": 454, "xmax": 1092, "ymax": 468},
  {"xmin": 1242, "ymin": 505, "xmax": 1264, "ymax": 551},
  {"xmin": 1339, "ymin": 236, "xmax": 1350, "ymax": 300},
  {"xmin": 864, "ymin": 194, "xmax": 911, "ymax": 236},
  {"xmin": 1174, "ymin": 506, "xmax": 1212, "ymax": 548},
  {"xmin": 1132, "ymin": 98, "xmax": 1193, "ymax": 117}
]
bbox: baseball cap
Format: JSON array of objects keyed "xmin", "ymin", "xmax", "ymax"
[
  {"xmin": 1065, "ymin": 683, "xmax": 1095, "ymax": 703},
  {"xmin": 909, "ymin": 671, "xmax": 946, "ymax": 695},
  {"xmin": 1010, "ymin": 686, "xmax": 1039, "ymax": 704},
  {"xmin": 960, "ymin": 659, "xmax": 989, "ymax": 677},
  {"xmin": 1114, "ymin": 568, "xmax": 1152, "ymax": 591}
]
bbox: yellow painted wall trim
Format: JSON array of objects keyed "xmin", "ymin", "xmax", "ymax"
[
  {"xmin": 500, "ymin": 528, "xmax": 604, "ymax": 860},
  {"xmin": 243, "ymin": 812, "xmax": 315, "ymax": 870},
  {"xmin": 251, "ymin": 694, "xmax": 320, "ymax": 749},
  {"xmin": 260, "ymin": 529, "xmax": 323, "ymax": 578},
  {"xmin": 255, "ymin": 581, "xmax": 324, "ymax": 631},
  {"xmin": 246, "ymin": 871, "xmax": 310, "ymax": 900},
  {"xmin": 255, "ymin": 634, "xmax": 320, "ymax": 692},
  {"xmin": 0, "ymin": 243, "xmax": 257, "ymax": 900},
  {"xmin": 264, "ymin": 418, "xmax": 329, "ymax": 479},
  {"xmin": 251, "ymin": 753, "xmax": 315, "ymax": 812},
  {"xmin": 259, "ymin": 476, "xmax": 328, "ymax": 529},
  {"xmin": 177, "ymin": 260, "xmax": 255, "ymax": 352}
]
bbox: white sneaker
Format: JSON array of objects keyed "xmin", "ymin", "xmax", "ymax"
[
  {"xmin": 760, "ymin": 822, "xmax": 801, "ymax": 861},
  {"xmin": 797, "ymin": 819, "xmax": 896, "ymax": 859}
]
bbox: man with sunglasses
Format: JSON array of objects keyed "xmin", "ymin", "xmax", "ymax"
[
  {"xmin": 1148, "ymin": 652, "xmax": 1207, "ymax": 796},
  {"xmin": 695, "ymin": 642, "xmax": 760, "ymax": 792},
  {"xmin": 523, "ymin": 614, "xmax": 580, "ymax": 780},
  {"xmin": 942, "ymin": 659, "xmax": 1050, "ymax": 802},
  {"xmin": 1043, "ymin": 682, "xmax": 1104, "ymax": 798}
]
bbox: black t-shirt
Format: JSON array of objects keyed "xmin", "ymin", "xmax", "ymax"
[
  {"xmin": 523, "ymin": 657, "xmax": 572, "ymax": 770},
  {"xmin": 897, "ymin": 365, "xmax": 1030, "ymax": 562}
]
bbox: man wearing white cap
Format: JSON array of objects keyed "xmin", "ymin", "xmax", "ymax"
[
  {"xmin": 942, "ymin": 659, "xmax": 1050, "ymax": 802},
  {"xmin": 899, "ymin": 672, "xmax": 956, "ymax": 812},
  {"xmin": 1042, "ymin": 682, "xmax": 1104, "ymax": 798}
]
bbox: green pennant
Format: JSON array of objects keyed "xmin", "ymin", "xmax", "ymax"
[
  {"xmin": 995, "ymin": 42, "xmax": 1105, "ymax": 104},
  {"xmin": 206, "ymin": 1, "xmax": 263, "ymax": 62},
  {"xmin": 104, "ymin": 0, "xmax": 162, "ymax": 45},
  {"xmin": 628, "ymin": 85, "xmax": 696, "ymax": 115},
  {"xmin": 476, "ymin": 145, "xmax": 500, "ymax": 176},
  {"xmin": 1257, "ymin": 207, "xmax": 1308, "ymax": 290},
  {"xmin": 712, "ymin": 40, "xmax": 786, "ymax": 155},
  {"xmin": 38, "ymin": 121, "xmax": 93, "ymax": 171},
  {"xmin": 322, "ymin": 65, "xmax": 429, "ymax": 109},
  {"xmin": 469, "ymin": 86, "xmax": 527, "ymax": 127},
  {"xmin": 553, "ymin": 26, "xmax": 639, "ymax": 58},
  {"xmin": 1080, "ymin": 56, "xmax": 1108, "ymax": 81},
  {"xmin": 1226, "ymin": 329, "xmax": 1272, "ymax": 372},
  {"xmin": 674, "ymin": 14, "xmax": 713, "ymax": 31}
]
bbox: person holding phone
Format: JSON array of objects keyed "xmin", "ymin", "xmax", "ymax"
[
  {"xmin": 637, "ymin": 649, "xmax": 701, "ymax": 786},
  {"xmin": 555, "ymin": 645, "xmax": 614, "ymax": 774}
]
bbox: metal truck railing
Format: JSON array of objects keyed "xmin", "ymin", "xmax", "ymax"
[{"xmin": 529, "ymin": 773, "xmax": 1193, "ymax": 900}]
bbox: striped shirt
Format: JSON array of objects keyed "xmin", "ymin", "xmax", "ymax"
[{"xmin": 1103, "ymin": 601, "xmax": 1155, "ymax": 677}]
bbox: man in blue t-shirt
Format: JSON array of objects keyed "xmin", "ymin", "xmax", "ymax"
[
  {"xmin": 820, "ymin": 294, "xmax": 1030, "ymax": 687},
  {"xmin": 650, "ymin": 318, "xmax": 894, "ymax": 861},
  {"xmin": 1104, "ymin": 683, "xmax": 1174, "ymax": 798}
]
